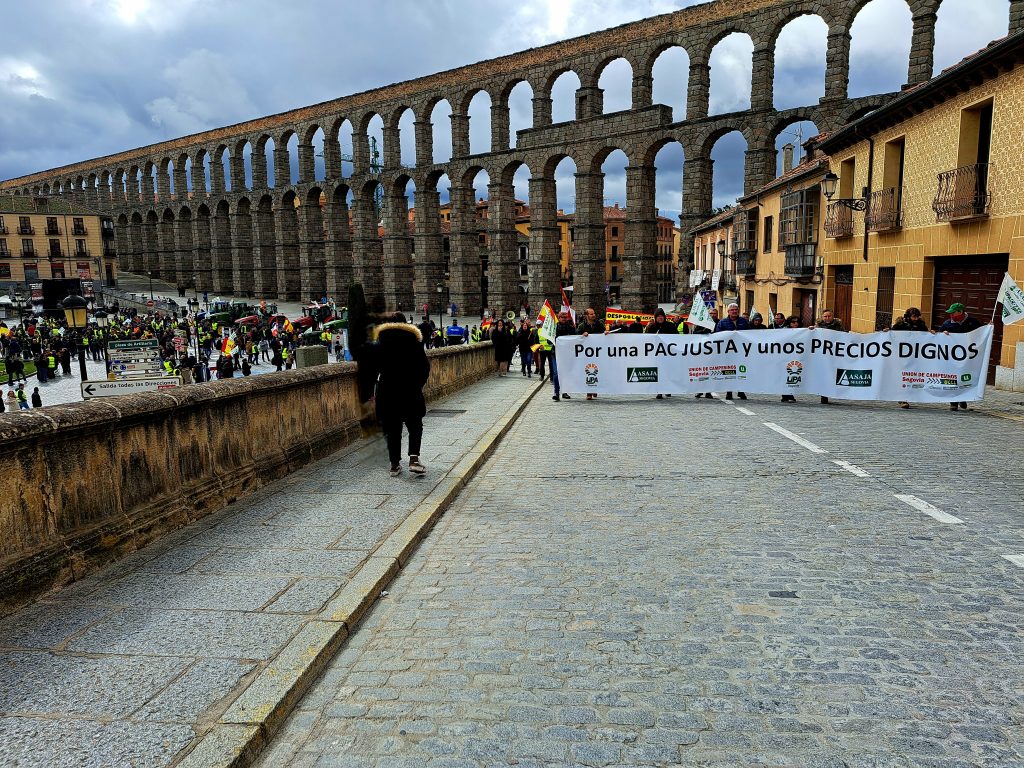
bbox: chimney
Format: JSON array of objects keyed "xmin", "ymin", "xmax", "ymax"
[{"xmin": 782, "ymin": 144, "xmax": 795, "ymax": 173}]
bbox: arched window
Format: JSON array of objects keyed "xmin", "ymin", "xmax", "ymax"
[
  {"xmin": 709, "ymin": 33, "xmax": 753, "ymax": 115},
  {"xmin": 773, "ymin": 15, "xmax": 828, "ymax": 110}
]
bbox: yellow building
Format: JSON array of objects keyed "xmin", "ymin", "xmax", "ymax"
[
  {"xmin": 0, "ymin": 195, "xmax": 117, "ymax": 290},
  {"xmin": 817, "ymin": 32, "xmax": 1024, "ymax": 384}
]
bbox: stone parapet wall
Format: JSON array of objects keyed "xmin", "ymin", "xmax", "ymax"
[{"xmin": 0, "ymin": 341, "xmax": 494, "ymax": 613}]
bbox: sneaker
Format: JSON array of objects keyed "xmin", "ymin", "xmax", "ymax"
[
  {"xmin": 552, "ymin": 394, "xmax": 560, "ymax": 401},
  {"xmin": 725, "ymin": 393, "xmax": 733, "ymax": 400},
  {"xmin": 695, "ymin": 393, "xmax": 704, "ymax": 398},
  {"xmin": 950, "ymin": 404, "xmax": 958, "ymax": 411},
  {"xmin": 738, "ymin": 392, "xmax": 747, "ymax": 400},
  {"xmin": 820, "ymin": 396, "xmax": 830, "ymax": 404},
  {"xmin": 409, "ymin": 457, "xmax": 426, "ymax": 476},
  {"xmin": 389, "ymin": 465, "xmax": 401, "ymax": 477},
  {"xmin": 561, "ymin": 393, "xmax": 570, "ymax": 400},
  {"xmin": 656, "ymin": 394, "xmax": 663, "ymax": 399},
  {"xmin": 899, "ymin": 401, "xmax": 910, "ymax": 409},
  {"xmin": 959, "ymin": 402, "xmax": 968, "ymax": 410}
]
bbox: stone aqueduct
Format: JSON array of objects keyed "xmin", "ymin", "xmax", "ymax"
[{"xmin": 2, "ymin": 0, "xmax": 1022, "ymax": 316}]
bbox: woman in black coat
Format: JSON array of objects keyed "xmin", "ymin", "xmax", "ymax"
[
  {"xmin": 374, "ymin": 313, "xmax": 431, "ymax": 477},
  {"xmin": 491, "ymin": 319, "xmax": 515, "ymax": 376}
]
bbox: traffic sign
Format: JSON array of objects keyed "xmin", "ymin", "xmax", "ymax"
[
  {"xmin": 82, "ymin": 377, "xmax": 181, "ymax": 399},
  {"xmin": 110, "ymin": 361, "xmax": 165, "ymax": 373},
  {"xmin": 109, "ymin": 339, "xmax": 160, "ymax": 351}
]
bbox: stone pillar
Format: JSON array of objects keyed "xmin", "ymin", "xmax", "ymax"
[
  {"xmin": 576, "ymin": 85, "xmax": 603, "ymax": 119},
  {"xmin": 621, "ymin": 165, "xmax": 658, "ymax": 313},
  {"xmin": 533, "ymin": 94, "xmax": 553, "ymax": 127},
  {"xmin": 232, "ymin": 207, "xmax": 256, "ymax": 297},
  {"xmin": 414, "ymin": 120, "xmax": 433, "ymax": 167},
  {"xmin": 745, "ymin": 146, "xmax": 776, "ymax": 194},
  {"xmin": 632, "ymin": 74, "xmax": 653, "ymax": 110},
  {"xmin": 209, "ymin": 161, "xmax": 225, "ymax": 196},
  {"xmin": 276, "ymin": 202, "xmax": 302, "ymax": 301},
  {"xmin": 413, "ymin": 187, "xmax": 445, "ymax": 316},
  {"xmin": 114, "ymin": 222, "xmax": 131, "ymax": 275},
  {"xmin": 274, "ymin": 147, "xmax": 291, "ymax": 188},
  {"xmin": 193, "ymin": 213, "xmax": 213, "ymax": 295},
  {"xmin": 297, "ymin": 143, "xmax": 315, "ymax": 184},
  {"xmin": 350, "ymin": 190, "xmax": 384, "ymax": 309},
  {"xmin": 451, "ymin": 113, "xmax": 470, "ymax": 158},
  {"xmin": 382, "ymin": 126, "xmax": 401, "ymax": 169},
  {"xmin": 174, "ymin": 214, "xmax": 194, "ymax": 286},
  {"xmin": 1012, "ymin": 0, "xmax": 1024, "ymax": 34},
  {"xmin": 253, "ymin": 202, "xmax": 278, "ymax": 298},
  {"xmin": 145, "ymin": 172, "xmax": 157, "ymax": 203},
  {"xmin": 823, "ymin": 28, "xmax": 852, "ymax": 102},
  {"xmin": 158, "ymin": 217, "xmax": 176, "ymax": 282},
  {"xmin": 687, "ymin": 55, "xmax": 711, "ymax": 120},
  {"xmin": 676, "ymin": 157, "xmax": 713, "ymax": 299},
  {"xmin": 352, "ymin": 131, "xmax": 369, "ymax": 174},
  {"xmin": 251, "ymin": 152, "xmax": 268, "ymax": 190},
  {"xmin": 84, "ymin": 185, "xmax": 99, "ymax": 210},
  {"xmin": 448, "ymin": 184, "xmax": 481, "ymax": 317},
  {"xmin": 750, "ymin": 46, "xmax": 775, "ymax": 112},
  {"xmin": 173, "ymin": 166, "xmax": 188, "ymax": 199},
  {"xmin": 382, "ymin": 192, "xmax": 414, "ymax": 311},
  {"xmin": 572, "ymin": 172, "xmax": 607, "ymax": 315},
  {"xmin": 527, "ymin": 176, "xmax": 562, "ymax": 308},
  {"xmin": 230, "ymin": 155, "xmax": 246, "ymax": 192},
  {"xmin": 491, "ymin": 101, "xmax": 510, "ymax": 152},
  {"xmin": 324, "ymin": 193, "xmax": 353, "ymax": 300},
  {"xmin": 299, "ymin": 198, "xmax": 326, "ymax": 300},
  {"xmin": 907, "ymin": 11, "xmax": 937, "ymax": 86},
  {"xmin": 143, "ymin": 218, "xmax": 159, "ymax": 275},
  {"xmin": 322, "ymin": 137, "xmax": 341, "ymax": 180},
  {"xmin": 211, "ymin": 208, "xmax": 233, "ymax": 294},
  {"xmin": 487, "ymin": 181, "xmax": 521, "ymax": 315}
]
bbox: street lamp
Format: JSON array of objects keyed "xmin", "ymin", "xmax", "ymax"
[
  {"xmin": 435, "ymin": 283, "xmax": 443, "ymax": 332},
  {"xmin": 61, "ymin": 293, "xmax": 89, "ymax": 382},
  {"xmin": 820, "ymin": 171, "xmax": 867, "ymax": 210},
  {"xmin": 147, "ymin": 270, "xmax": 154, "ymax": 301}
]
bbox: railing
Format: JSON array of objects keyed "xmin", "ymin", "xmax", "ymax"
[
  {"xmin": 18, "ymin": 226, "xmax": 34, "ymax": 235},
  {"xmin": 735, "ymin": 250, "xmax": 756, "ymax": 277},
  {"xmin": 49, "ymin": 248, "xmax": 63, "ymax": 258},
  {"xmin": 824, "ymin": 202, "xmax": 855, "ymax": 238},
  {"xmin": 721, "ymin": 271, "xmax": 737, "ymax": 292},
  {"xmin": 784, "ymin": 245, "xmax": 818, "ymax": 278},
  {"xmin": 933, "ymin": 163, "xmax": 990, "ymax": 221},
  {"xmin": 865, "ymin": 187, "xmax": 902, "ymax": 232},
  {"xmin": 75, "ymin": 249, "xmax": 90, "ymax": 258},
  {"xmin": 73, "ymin": 226, "xmax": 88, "ymax": 235},
  {"xmin": 21, "ymin": 249, "xmax": 35, "ymax": 257},
  {"xmin": 46, "ymin": 226, "xmax": 61, "ymax": 236}
]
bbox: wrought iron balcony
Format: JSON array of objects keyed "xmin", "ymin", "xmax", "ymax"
[
  {"xmin": 735, "ymin": 250, "xmax": 756, "ymax": 277},
  {"xmin": 18, "ymin": 226, "xmax": 34, "ymax": 235},
  {"xmin": 21, "ymin": 248, "xmax": 35, "ymax": 257},
  {"xmin": 46, "ymin": 226, "xmax": 61, "ymax": 235},
  {"xmin": 0, "ymin": 225, "xmax": 7, "ymax": 234},
  {"xmin": 933, "ymin": 163, "xmax": 990, "ymax": 222},
  {"xmin": 784, "ymin": 244, "xmax": 818, "ymax": 278},
  {"xmin": 73, "ymin": 226, "xmax": 88, "ymax": 235},
  {"xmin": 75, "ymin": 249, "xmax": 90, "ymax": 258},
  {"xmin": 49, "ymin": 247, "xmax": 63, "ymax": 258},
  {"xmin": 824, "ymin": 202, "xmax": 855, "ymax": 238},
  {"xmin": 721, "ymin": 271, "xmax": 738, "ymax": 292},
  {"xmin": 865, "ymin": 187, "xmax": 903, "ymax": 232}
]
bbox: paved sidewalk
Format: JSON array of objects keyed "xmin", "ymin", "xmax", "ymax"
[
  {"xmin": 259, "ymin": 389, "xmax": 1024, "ymax": 767},
  {"xmin": 0, "ymin": 374, "xmax": 534, "ymax": 768}
]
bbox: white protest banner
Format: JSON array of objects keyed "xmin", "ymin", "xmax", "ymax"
[
  {"xmin": 686, "ymin": 294, "xmax": 716, "ymax": 331},
  {"xmin": 711, "ymin": 269, "xmax": 722, "ymax": 291},
  {"xmin": 555, "ymin": 326, "xmax": 993, "ymax": 403},
  {"xmin": 996, "ymin": 272, "xmax": 1024, "ymax": 325}
]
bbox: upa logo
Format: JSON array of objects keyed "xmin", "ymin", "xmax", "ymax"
[
  {"xmin": 626, "ymin": 367, "xmax": 659, "ymax": 383},
  {"xmin": 584, "ymin": 363, "xmax": 600, "ymax": 387},
  {"xmin": 836, "ymin": 369, "xmax": 873, "ymax": 387},
  {"xmin": 961, "ymin": 373, "xmax": 972, "ymax": 383},
  {"xmin": 785, "ymin": 360, "xmax": 803, "ymax": 386}
]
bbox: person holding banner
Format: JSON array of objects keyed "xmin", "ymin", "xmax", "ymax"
[
  {"xmin": 938, "ymin": 302, "xmax": 983, "ymax": 411},
  {"xmin": 812, "ymin": 309, "xmax": 847, "ymax": 404},
  {"xmin": 645, "ymin": 309, "xmax": 677, "ymax": 399},
  {"xmin": 714, "ymin": 304, "xmax": 749, "ymax": 400},
  {"xmin": 691, "ymin": 306, "xmax": 717, "ymax": 398},
  {"xmin": 550, "ymin": 310, "xmax": 577, "ymax": 400},
  {"xmin": 889, "ymin": 308, "xmax": 929, "ymax": 409},
  {"xmin": 577, "ymin": 308, "xmax": 606, "ymax": 400}
]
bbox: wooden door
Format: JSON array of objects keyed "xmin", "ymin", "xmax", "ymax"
[
  {"xmin": 932, "ymin": 257, "xmax": 1006, "ymax": 383},
  {"xmin": 834, "ymin": 266, "xmax": 854, "ymax": 329}
]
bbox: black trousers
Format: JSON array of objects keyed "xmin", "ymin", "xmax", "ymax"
[{"xmin": 382, "ymin": 416, "xmax": 423, "ymax": 466}]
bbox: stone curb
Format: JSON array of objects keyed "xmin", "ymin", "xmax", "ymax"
[{"xmin": 174, "ymin": 378, "xmax": 542, "ymax": 768}]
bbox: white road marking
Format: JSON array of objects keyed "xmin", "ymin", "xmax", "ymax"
[
  {"xmin": 894, "ymin": 494, "xmax": 964, "ymax": 525},
  {"xmin": 763, "ymin": 422, "xmax": 827, "ymax": 454},
  {"xmin": 831, "ymin": 460, "xmax": 870, "ymax": 478},
  {"xmin": 736, "ymin": 407, "xmax": 756, "ymax": 416},
  {"xmin": 1002, "ymin": 554, "xmax": 1024, "ymax": 569}
]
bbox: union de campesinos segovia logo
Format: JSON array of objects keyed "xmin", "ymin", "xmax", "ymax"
[
  {"xmin": 626, "ymin": 367, "xmax": 659, "ymax": 383},
  {"xmin": 836, "ymin": 369, "xmax": 873, "ymax": 387},
  {"xmin": 585, "ymin": 363, "xmax": 599, "ymax": 387}
]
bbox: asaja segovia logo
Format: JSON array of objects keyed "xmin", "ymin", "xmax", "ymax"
[
  {"xmin": 585, "ymin": 363, "xmax": 599, "ymax": 387},
  {"xmin": 626, "ymin": 367, "xmax": 659, "ymax": 383},
  {"xmin": 836, "ymin": 369, "xmax": 873, "ymax": 387},
  {"xmin": 785, "ymin": 360, "xmax": 803, "ymax": 386}
]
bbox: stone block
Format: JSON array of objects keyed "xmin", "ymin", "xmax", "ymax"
[{"xmin": 295, "ymin": 345, "xmax": 329, "ymax": 368}]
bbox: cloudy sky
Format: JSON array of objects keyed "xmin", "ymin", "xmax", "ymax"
[{"xmin": 0, "ymin": 0, "xmax": 1011, "ymax": 220}]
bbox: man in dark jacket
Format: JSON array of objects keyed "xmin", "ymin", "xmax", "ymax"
[
  {"xmin": 813, "ymin": 308, "xmax": 847, "ymax": 403},
  {"xmin": 939, "ymin": 302, "xmax": 983, "ymax": 411},
  {"xmin": 549, "ymin": 311, "xmax": 577, "ymax": 401},
  {"xmin": 375, "ymin": 312, "xmax": 431, "ymax": 476},
  {"xmin": 577, "ymin": 307, "xmax": 606, "ymax": 400},
  {"xmin": 646, "ymin": 309, "xmax": 676, "ymax": 399},
  {"xmin": 692, "ymin": 306, "xmax": 716, "ymax": 398},
  {"xmin": 714, "ymin": 303, "xmax": 749, "ymax": 400},
  {"xmin": 889, "ymin": 308, "xmax": 929, "ymax": 409}
]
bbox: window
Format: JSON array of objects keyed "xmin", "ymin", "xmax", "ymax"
[
  {"xmin": 76, "ymin": 261, "xmax": 92, "ymax": 278},
  {"xmin": 46, "ymin": 216, "xmax": 59, "ymax": 235},
  {"xmin": 779, "ymin": 189, "xmax": 818, "ymax": 248},
  {"xmin": 50, "ymin": 263, "xmax": 65, "ymax": 279},
  {"xmin": 769, "ymin": 292, "xmax": 778, "ymax": 315},
  {"xmin": 611, "ymin": 266, "xmax": 619, "ymax": 281},
  {"xmin": 867, "ymin": 137, "xmax": 905, "ymax": 231},
  {"xmin": 763, "ymin": 216, "xmax": 773, "ymax": 252},
  {"xmin": 24, "ymin": 263, "xmax": 38, "ymax": 281},
  {"xmin": 478, "ymin": 233, "xmax": 486, "ymax": 245},
  {"xmin": 73, "ymin": 217, "xmax": 86, "ymax": 235},
  {"xmin": 934, "ymin": 99, "xmax": 994, "ymax": 221},
  {"xmin": 76, "ymin": 239, "xmax": 87, "ymax": 255},
  {"xmin": 611, "ymin": 245, "xmax": 618, "ymax": 258},
  {"xmin": 875, "ymin": 267, "xmax": 895, "ymax": 331},
  {"xmin": 0, "ymin": 264, "xmax": 9, "ymax": 279},
  {"xmin": 611, "ymin": 226, "xmax": 619, "ymax": 237},
  {"xmin": 0, "ymin": 239, "xmax": 7, "ymax": 255},
  {"xmin": 49, "ymin": 239, "xmax": 62, "ymax": 257},
  {"xmin": 745, "ymin": 290, "xmax": 754, "ymax": 314},
  {"xmin": 882, "ymin": 136, "xmax": 905, "ymax": 201},
  {"xmin": 839, "ymin": 158, "xmax": 856, "ymax": 199},
  {"xmin": 22, "ymin": 239, "xmax": 34, "ymax": 255},
  {"xmin": 958, "ymin": 99, "xmax": 993, "ymax": 167},
  {"xmin": 18, "ymin": 216, "xmax": 32, "ymax": 235},
  {"xmin": 0, "ymin": 215, "xmax": 6, "ymax": 234}
]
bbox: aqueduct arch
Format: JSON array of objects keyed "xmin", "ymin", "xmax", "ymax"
[{"xmin": 3, "ymin": 0, "xmax": 1021, "ymax": 315}]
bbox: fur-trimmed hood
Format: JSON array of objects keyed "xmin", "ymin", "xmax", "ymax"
[{"xmin": 374, "ymin": 322, "xmax": 422, "ymax": 343}]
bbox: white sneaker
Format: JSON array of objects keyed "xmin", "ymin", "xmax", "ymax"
[
  {"xmin": 409, "ymin": 457, "xmax": 426, "ymax": 476},
  {"xmin": 389, "ymin": 465, "xmax": 401, "ymax": 477}
]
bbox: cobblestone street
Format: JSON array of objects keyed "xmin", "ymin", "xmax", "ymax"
[{"xmin": 259, "ymin": 390, "xmax": 1024, "ymax": 767}]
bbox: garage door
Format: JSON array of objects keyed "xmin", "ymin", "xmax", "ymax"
[{"xmin": 932, "ymin": 256, "xmax": 1006, "ymax": 384}]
